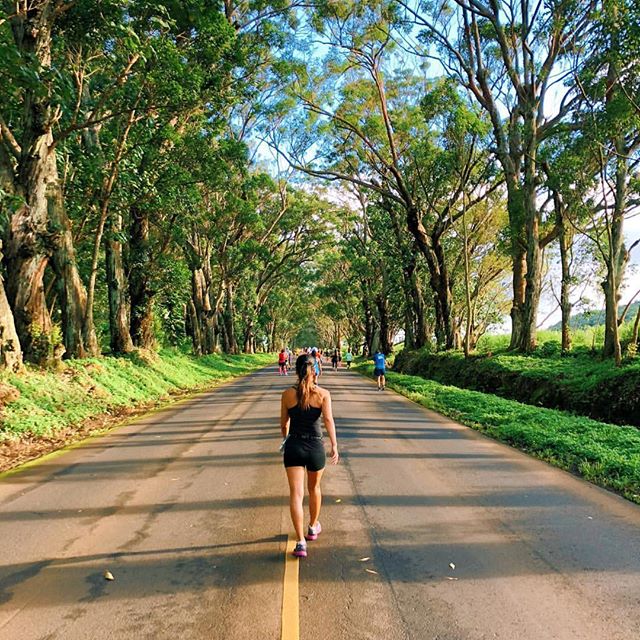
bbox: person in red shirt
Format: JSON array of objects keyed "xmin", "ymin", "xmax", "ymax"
[{"xmin": 278, "ymin": 349, "xmax": 288, "ymax": 375}]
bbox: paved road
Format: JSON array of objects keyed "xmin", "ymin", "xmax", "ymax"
[{"xmin": 0, "ymin": 366, "xmax": 639, "ymax": 640}]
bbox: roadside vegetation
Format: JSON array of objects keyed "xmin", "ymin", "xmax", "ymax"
[
  {"xmin": 355, "ymin": 362, "xmax": 640, "ymax": 504},
  {"xmin": 394, "ymin": 343, "xmax": 640, "ymax": 427},
  {"xmin": 0, "ymin": 350, "xmax": 272, "ymax": 444}
]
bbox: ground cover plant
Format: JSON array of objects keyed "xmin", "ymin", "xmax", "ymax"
[
  {"xmin": 355, "ymin": 363, "xmax": 640, "ymax": 504},
  {"xmin": 0, "ymin": 350, "xmax": 273, "ymax": 441},
  {"xmin": 393, "ymin": 346, "xmax": 640, "ymax": 427}
]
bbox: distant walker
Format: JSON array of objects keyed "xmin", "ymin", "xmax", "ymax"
[{"xmin": 373, "ymin": 350, "xmax": 386, "ymax": 391}]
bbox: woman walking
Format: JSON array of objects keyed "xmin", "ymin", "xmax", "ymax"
[{"xmin": 281, "ymin": 354, "xmax": 339, "ymax": 558}]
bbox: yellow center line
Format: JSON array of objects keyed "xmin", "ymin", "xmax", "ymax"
[{"xmin": 281, "ymin": 535, "xmax": 300, "ymax": 640}]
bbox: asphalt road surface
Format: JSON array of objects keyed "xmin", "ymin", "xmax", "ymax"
[{"xmin": 1, "ymin": 365, "xmax": 639, "ymax": 640}]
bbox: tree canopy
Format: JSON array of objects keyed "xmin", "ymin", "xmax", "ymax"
[{"xmin": 0, "ymin": 0, "xmax": 638, "ymax": 369}]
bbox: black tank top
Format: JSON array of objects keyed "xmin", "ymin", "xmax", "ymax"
[{"xmin": 288, "ymin": 404, "xmax": 323, "ymax": 438}]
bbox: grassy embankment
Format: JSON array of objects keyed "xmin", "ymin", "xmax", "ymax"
[
  {"xmin": 0, "ymin": 350, "xmax": 273, "ymax": 465},
  {"xmin": 354, "ymin": 360, "xmax": 640, "ymax": 504},
  {"xmin": 393, "ymin": 348, "xmax": 640, "ymax": 427}
]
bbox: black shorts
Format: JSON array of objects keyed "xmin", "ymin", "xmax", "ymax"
[
  {"xmin": 283, "ymin": 437, "xmax": 326, "ymax": 471},
  {"xmin": 374, "ymin": 367, "xmax": 385, "ymax": 377}
]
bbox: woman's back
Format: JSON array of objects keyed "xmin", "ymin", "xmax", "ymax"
[{"xmin": 288, "ymin": 398, "xmax": 323, "ymax": 438}]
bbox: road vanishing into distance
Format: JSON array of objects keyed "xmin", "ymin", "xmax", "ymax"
[{"xmin": 0, "ymin": 366, "xmax": 639, "ymax": 640}]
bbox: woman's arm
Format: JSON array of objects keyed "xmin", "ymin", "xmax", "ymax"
[
  {"xmin": 321, "ymin": 390, "xmax": 339, "ymax": 464},
  {"xmin": 280, "ymin": 390, "xmax": 291, "ymax": 438}
]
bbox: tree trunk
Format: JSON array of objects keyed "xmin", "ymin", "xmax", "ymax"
[
  {"xmin": 187, "ymin": 298, "xmax": 202, "ymax": 355},
  {"xmin": 403, "ymin": 300, "xmax": 415, "ymax": 350},
  {"xmin": 422, "ymin": 241, "xmax": 455, "ymax": 350},
  {"xmin": 129, "ymin": 204, "xmax": 155, "ymax": 349},
  {"xmin": 106, "ymin": 211, "xmax": 134, "ymax": 354},
  {"xmin": 410, "ymin": 266, "xmax": 429, "ymax": 348},
  {"xmin": 503, "ymin": 164, "xmax": 528, "ymax": 350},
  {"xmin": 185, "ymin": 234, "xmax": 218, "ymax": 356},
  {"xmin": 631, "ymin": 304, "xmax": 640, "ymax": 347},
  {"xmin": 243, "ymin": 314, "xmax": 255, "ymax": 354},
  {"xmin": 4, "ymin": 4, "xmax": 58, "ymax": 364},
  {"xmin": 362, "ymin": 296, "xmax": 374, "ymax": 356},
  {"xmin": 462, "ymin": 197, "xmax": 472, "ymax": 358},
  {"xmin": 385, "ymin": 199, "xmax": 417, "ymax": 349},
  {"xmin": 219, "ymin": 311, "xmax": 229, "ymax": 353},
  {"xmin": 221, "ymin": 281, "xmax": 237, "ymax": 354},
  {"xmin": 190, "ymin": 268, "xmax": 217, "ymax": 355},
  {"xmin": 50, "ymin": 188, "xmax": 99, "ymax": 358},
  {"xmin": 6, "ymin": 165, "xmax": 55, "ymax": 363},
  {"xmin": 0, "ymin": 136, "xmax": 23, "ymax": 372},
  {"xmin": 519, "ymin": 115, "xmax": 542, "ymax": 353},
  {"xmin": 189, "ymin": 268, "xmax": 207, "ymax": 356},
  {"xmin": 603, "ymin": 272, "xmax": 622, "ymax": 364},
  {"xmin": 602, "ymin": 56, "xmax": 629, "ymax": 364},
  {"xmin": 373, "ymin": 271, "xmax": 393, "ymax": 355},
  {"xmin": 0, "ymin": 242, "xmax": 22, "ymax": 371},
  {"xmin": 432, "ymin": 235, "xmax": 455, "ymax": 350},
  {"xmin": 520, "ymin": 238, "xmax": 543, "ymax": 353},
  {"xmin": 405, "ymin": 205, "xmax": 455, "ymax": 350},
  {"xmin": 400, "ymin": 255, "xmax": 418, "ymax": 349},
  {"xmin": 509, "ymin": 245, "xmax": 527, "ymax": 350},
  {"xmin": 376, "ymin": 294, "xmax": 393, "ymax": 355},
  {"xmin": 557, "ymin": 204, "xmax": 573, "ymax": 354}
]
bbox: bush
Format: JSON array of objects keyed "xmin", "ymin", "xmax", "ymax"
[{"xmin": 393, "ymin": 348, "xmax": 640, "ymax": 427}]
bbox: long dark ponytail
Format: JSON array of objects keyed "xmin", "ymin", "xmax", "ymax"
[{"xmin": 295, "ymin": 354, "xmax": 315, "ymax": 410}]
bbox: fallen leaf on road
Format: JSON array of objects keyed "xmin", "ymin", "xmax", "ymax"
[
  {"xmin": 103, "ymin": 570, "xmax": 115, "ymax": 581},
  {"xmin": 449, "ymin": 563, "xmax": 456, "ymax": 570},
  {"xmin": 365, "ymin": 569, "xmax": 378, "ymax": 575},
  {"xmin": 359, "ymin": 557, "xmax": 370, "ymax": 562}
]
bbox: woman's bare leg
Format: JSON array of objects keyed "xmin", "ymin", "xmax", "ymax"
[
  {"xmin": 286, "ymin": 466, "xmax": 306, "ymax": 541},
  {"xmin": 307, "ymin": 469, "xmax": 324, "ymax": 527}
]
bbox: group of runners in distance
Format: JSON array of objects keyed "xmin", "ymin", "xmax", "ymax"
[
  {"xmin": 278, "ymin": 345, "xmax": 387, "ymax": 558},
  {"xmin": 277, "ymin": 346, "xmax": 361, "ymax": 376}
]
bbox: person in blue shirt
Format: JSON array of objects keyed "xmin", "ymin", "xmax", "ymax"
[
  {"xmin": 373, "ymin": 350, "xmax": 386, "ymax": 391},
  {"xmin": 310, "ymin": 347, "xmax": 322, "ymax": 382}
]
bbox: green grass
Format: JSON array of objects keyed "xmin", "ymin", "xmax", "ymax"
[
  {"xmin": 393, "ymin": 347, "xmax": 640, "ymax": 427},
  {"xmin": 354, "ymin": 362, "xmax": 640, "ymax": 504},
  {"xmin": 0, "ymin": 350, "xmax": 273, "ymax": 440}
]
